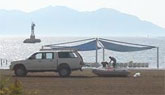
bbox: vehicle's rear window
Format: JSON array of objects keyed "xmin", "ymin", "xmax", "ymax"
[{"xmin": 58, "ymin": 52, "xmax": 77, "ymax": 58}]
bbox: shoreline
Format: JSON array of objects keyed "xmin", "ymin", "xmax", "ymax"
[{"xmin": 1, "ymin": 67, "xmax": 165, "ymax": 70}]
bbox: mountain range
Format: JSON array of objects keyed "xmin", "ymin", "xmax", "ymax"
[{"xmin": 0, "ymin": 6, "xmax": 165, "ymax": 37}]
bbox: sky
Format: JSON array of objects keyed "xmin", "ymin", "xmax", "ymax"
[{"xmin": 0, "ymin": 0, "xmax": 165, "ymax": 28}]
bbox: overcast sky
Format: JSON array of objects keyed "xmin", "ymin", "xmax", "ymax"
[{"xmin": 0, "ymin": 0, "xmax": 165, "ymax": 28}]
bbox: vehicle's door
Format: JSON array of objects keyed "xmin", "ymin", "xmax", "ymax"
[
  {"xmin": 25, "ymin": 52, "xmax": 57, "ymax": 71},
  {"xmin": 25, "ymin": 52, "xmax": 43, "ymax": 70},
  {"xmin": 42, "ymin": 52, "xmax": 58, "ymax": 70},
  {"xmin": 58, "ymin": 52, "xmax": 81, "ymax": 69}
]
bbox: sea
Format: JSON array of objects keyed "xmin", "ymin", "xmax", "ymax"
[{"xmin": 0, "ymin": 37, "xmax": 165, "ymax": 69}]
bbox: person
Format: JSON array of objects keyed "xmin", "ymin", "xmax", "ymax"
[
  {"xmin": 101, "ymin": 62, "xmax": 108, "ymax": 68},
  {"xmin": 109, "ymin": 56, "xmax": 117, "ymax": 68}
]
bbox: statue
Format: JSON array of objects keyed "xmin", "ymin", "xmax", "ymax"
[
  {"xmin": 30, "ymin": 22, "xmax": 35, "ymax": 39},
  {"xmin": 23, "ymin": 22, "xmax": 41, "ymax": 43}
]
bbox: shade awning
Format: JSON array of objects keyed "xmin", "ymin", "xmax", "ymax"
[
  {"xmin": 100, "ymin": 40, "xmax": 155, "ymax": 52},
  {"xmin": 51, "ymin": 40, "xmax": 101, "ymax": 51},
  {"xmin": 48, "ymin": 38, "xmax": 156, "ymax": 52}
]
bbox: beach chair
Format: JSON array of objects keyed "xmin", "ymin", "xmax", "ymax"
[
  {"xmin": 141, "ymin": 63, "xmax": 145, "ymax": 67},
  {"xmin": 144, "ymin": 63, "xmax": 149, "ymax": 67},
  {"xmin": 123, "ymin": 63, "xmax": 127, "ymax": 68},
  {"xmin": 137, "ymin": 63, "xmax": 141, "ymax": 68},
  {"xmin": 120, "ymin": 63, "xmax": 124, "ymax": 68},
  {"xmin": 128, "ymin": 62, "xmax": 133, "ymax": 68},
  {"xmin": 133, "ymin": 63, "xmax": 137, "ymax": 68}
]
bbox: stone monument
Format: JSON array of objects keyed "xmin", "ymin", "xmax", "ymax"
[{"xmin": 23, "ymin": 22, "xmax": 41, "ymax": 43}]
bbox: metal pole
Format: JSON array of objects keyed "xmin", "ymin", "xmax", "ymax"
[
  {"xmin": 103, "ymin": 48, "xmax": 105, "ymax": 62},
  {"xmin": 0, "ymin": 59, "xmax": 2, "ymax": 66},
  {"xmin": 157, "ymin": 47, "xmax": 159, "ymax": 69},
  {"xmin": 96, "ymin": 38, "xmax": 98, "ymax": 64},
  {"xmin": 6, "ymin": 59, "xmax": 8, "ymax": 66}
]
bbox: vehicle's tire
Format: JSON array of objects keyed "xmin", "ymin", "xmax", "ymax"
[
  {"xmin": 14, "ymin": 65, "xmax": 27, "ymax": 77},
  {"xmin": 58, "ymin": 65, "xmax": 71, "ymax": 77}
]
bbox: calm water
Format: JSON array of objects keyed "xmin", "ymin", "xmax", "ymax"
[{"xmin": 0, "ymin": 37, "xmax": 165, "ymax": 69}]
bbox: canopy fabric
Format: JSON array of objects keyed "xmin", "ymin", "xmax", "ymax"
[
  {"xmin": 51, "ymin": 40, "xmax": 100, "ymax": 51},
  {"xmin": 48, "ymin": 38, "xmax": 156, "ymax": 52},
  {"xmin": 100, "ymin": 40, "xmax": 155, "ymax": 52}
]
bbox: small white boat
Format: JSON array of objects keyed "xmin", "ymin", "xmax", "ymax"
[{"xmin": 92, "ymin": 68, "xmax": 130, "ymax": 77}]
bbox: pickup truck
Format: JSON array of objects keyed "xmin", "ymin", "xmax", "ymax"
[{"xmin": 10, "ymin": 49, "xmax": 84, "ymax": 77}]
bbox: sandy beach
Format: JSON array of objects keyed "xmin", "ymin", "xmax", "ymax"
[{"xmin": 0, "ymin": 69, "xmax": 164, "ymax": 95}]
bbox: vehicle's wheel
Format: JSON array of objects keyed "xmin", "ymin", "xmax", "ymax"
[
  {"xmin": 58, "ymin": 65, "xmax": 71, "ymax": 77},
  {"xmin": 14, "ymin": 66, "xmax": 27, "ymax": 77}
]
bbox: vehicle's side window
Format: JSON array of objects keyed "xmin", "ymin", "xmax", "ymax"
[
  {"xmin": 58, "ymin": 52, "xmax": 77, "ymax": 58},
  {"xmin": 46, "ymin": 53, "xmax": 54, "ymax": 59},
  {"xmin": 35, "ymin": 53, "xmax": 42, "ymax": 59},
  {"xmin": 69, "ymin": 52, "xmax": 77, "ymax": 58}
]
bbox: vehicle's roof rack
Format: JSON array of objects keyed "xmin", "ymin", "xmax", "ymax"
[{"xmin": 40, "ymin": 46, "xmax": 77, "ymax": 51}]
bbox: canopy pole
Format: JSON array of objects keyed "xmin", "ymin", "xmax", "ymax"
[
  {"xmin": 103, "ymin": 48, "xmax": 105, "ymax": 62},
  {"xmin": 96, "ymin": 38, "xmax": 98, "ymax": 64},
  {"xmin": 157, "ymin": 47, "xmax": 159, "ymax": 69}
]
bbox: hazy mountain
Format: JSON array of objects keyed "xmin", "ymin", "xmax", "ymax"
[{"xmin": 0, "ymin": 6, "xmax": 165, "ymax": 37}]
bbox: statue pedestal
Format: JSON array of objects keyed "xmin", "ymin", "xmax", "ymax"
[
  {"xmin": 23, "ymin": 38, "xmax": 41, "ymax": 43},
  {"xmin": 30, "ymin": 35, "xmax": 35, "ymax": 40},
  {"xmin": 24, "ymin": 35, "xmax": 41, "ymax": 43}
]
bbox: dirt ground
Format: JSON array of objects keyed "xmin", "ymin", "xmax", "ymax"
[{"xmin": 0, "ymin": 69, "xmax": 165, "ymax": 95}]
